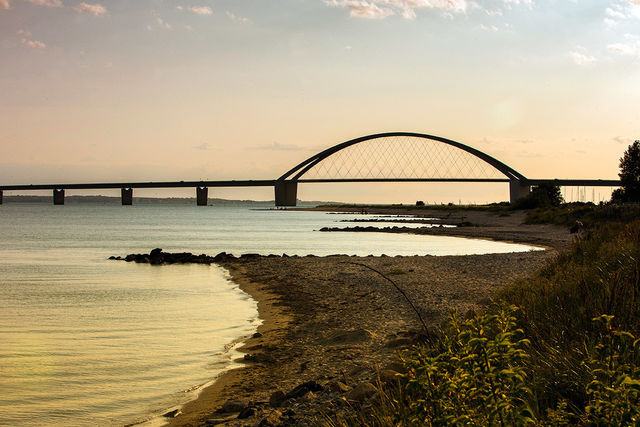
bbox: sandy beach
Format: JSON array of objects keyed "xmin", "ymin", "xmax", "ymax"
[{"xmin": 169, "ymin": 209, "xmax": 571, "ymax": 426}]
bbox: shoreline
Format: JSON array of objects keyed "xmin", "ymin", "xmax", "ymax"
[
  {"xmin": 167, "ymin": 209, "xmax": 571, "ymax": 426},
  {"xmin": 168, "ymin": 264, "xmax": 294, "ymax": 426}
]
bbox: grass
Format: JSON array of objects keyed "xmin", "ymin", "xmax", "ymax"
[
  {"xmin": 315, "ymin": 202, "xmax": 512, "ymax": 212},
  {"xmin": 341, "ymin": 207, "xmax": 640, "ymax": 425},
  {"xmin": 524, "ymin": 202, "xmax": 640, "ymax": 228}
]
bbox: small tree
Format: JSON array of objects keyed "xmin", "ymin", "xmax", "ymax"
[
  {"xmin": 612, "ymin": 140, "xmax": 640, "ymax": 203},
  {"xmin": 513, "ymin": 182, "xmax": 563, "ymax": 209}
]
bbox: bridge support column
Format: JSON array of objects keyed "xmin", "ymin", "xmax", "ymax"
[
  {"xmin": 0, "ymin": 190, "xmax": 3, "ymax": 205},
  {"xmin": 196, "ymin": 187, "xmax": 208, "ymax": 206},
  {"xmin": 53, "ymin": 189, "xmax": 65, "ymax": 205},
  {"xmin": 275, "ymin": 181, "xmax": 298, "ymax": 207},
  {"xmin": 509, "ymin": 180, "xmax": 530, "ymax": 204},
  {"xmin": 121, "ymin": 188, "xmax": 133, "ymax": 205}
]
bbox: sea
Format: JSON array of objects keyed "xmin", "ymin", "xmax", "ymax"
[{"xmin": 0, "ymin": 203, "xmax": 540, "ymax": 426}]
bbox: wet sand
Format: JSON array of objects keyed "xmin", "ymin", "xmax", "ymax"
[{"xmin": 169, "ymin": 209, "xmax": 571, "ymax": 426}]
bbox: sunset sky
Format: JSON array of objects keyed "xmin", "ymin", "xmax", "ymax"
[{"xmin": 1, "ymin": 0, "xmax": 639, "ymax": 203}]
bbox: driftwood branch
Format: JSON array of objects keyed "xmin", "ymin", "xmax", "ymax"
[{"xmin": 344, "ymin": 262, "xmax": 431, "ymax": 341}]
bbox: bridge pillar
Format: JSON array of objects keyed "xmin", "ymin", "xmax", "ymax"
[
  {"xmin": 275, "ymin": 181, "xmax": 298, "ymax": 207},
  {"xmin": 196, "ymin": 187, "xmax": 208, "ymax": 206},
  {"xmin": 509, "ymin": 180, "xmax": 530, "ymax": 204},
  {"xmin": 121, "ymin": 188, "xmax": 133, "ymax": 205},
  {"xmin": 53, "ymin": 189, "xmax": 65, "ymax": 205},
  {"xmin": 0, "ymin": 190, "xmax": 3, "ymax": 205}
]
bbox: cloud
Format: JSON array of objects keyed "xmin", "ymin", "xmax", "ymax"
[
  {"xmin": 570, "ymin": 51, "xmax": 596, "ymax": 65},
  {"xmin": 226, "ymin": 11, "xmax": 251, "ymax": 23},
  {"xmin": 24, "ymin": 0, "xmax": 62, "ymax": 7},
  {"xmin": 606, "ymin": 7, "xmax": 626, "ymax": 19},
  {"xmin": 155, "ymin": 16, "xmax": 171, "ymax": 29},
  {"xmin": 613, "ymin": 136, "xmax": 634, "ymax": 145},
  {"xmin": 74, "ymin": 2, "xmax": 106, "ymax": 16},
  {"xmin": 21, "ymin": 37, "xmax": 45, "ymax": 48},
  {"xmin": 255, "ymin": 142, "xmax": 309, "ymax": 151},
  {"xmin": 607, "ymin": 38, "xmax": 640, "ymax": 57},
  {"xmin": 324, "ymin": 0, "xmax": 469, "ymax": 20},
  {"xmin": 479, "ymin": 24, "xmax": 499, "ymax": 31},
  {"xmin": 0, "ymin": 0, "xmax": 10, "ymax": 8},
  {"xmin": 503, "ymin": 0, "xmax": 533, "ymax": 6},
  {"xmin": 189, "ymin": 6, "xmax": 212, "ymax": 15}
]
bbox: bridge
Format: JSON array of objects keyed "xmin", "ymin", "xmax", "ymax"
[{"xmin": 0, "ymin": 132, "xmax": 620, "ymax": 206}]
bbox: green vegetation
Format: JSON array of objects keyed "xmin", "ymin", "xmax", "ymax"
[
  {"xmin": 401, "ymin": 305, "xmax": 534, "ymax": 425},
  {"xmin": 315, "ymin": 202, "xmax": 512, "ymax": 212},
  {"xmin": 350, "ymin": 215, "xmax": 640, "ymax": 425},
  {"xmin": 525, "ymin": 202, "xmax": 640, "ymax": 228},
  {"xmin": 612, "ymin": 140, "xmax": 640, "ymax": 203},
  {"xmin": 512, "ymin": 183, "xmax": 563, "ymax": 210}
]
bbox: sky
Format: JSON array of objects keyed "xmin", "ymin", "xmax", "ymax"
[{"xmin": 1, "ymin": 0, "xmax": 639, "ymax": 203}]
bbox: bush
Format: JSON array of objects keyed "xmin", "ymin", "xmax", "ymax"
[
  {"xmin": 401, "ymin": 304, "xmax": 535, "ymax": 426},
  {"xmin": 512, "ymin": 183, "xmax": 563, "ymax": 209}
]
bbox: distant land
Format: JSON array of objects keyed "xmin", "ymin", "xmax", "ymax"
[{"xmin": 3, "ymin": 195, "xmax": 330, "ymax": 207}]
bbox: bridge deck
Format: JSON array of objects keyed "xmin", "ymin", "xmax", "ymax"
[{"xmin": 0, "ymin": 178, "xmax": 620, "ymax": 191}]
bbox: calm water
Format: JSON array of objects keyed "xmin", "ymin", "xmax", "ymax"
[{"xmin": 0, "ymin": 204, "xmax": 539, "ymax": 426}]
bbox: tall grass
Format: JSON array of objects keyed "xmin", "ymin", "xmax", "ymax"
[
  {"xmin": 524, "ymin": 202, "xmax": 640, "ymax": 228},
  {"xmin": 347, "ymin": 218, "xmax": 640, "ymax": 425}
]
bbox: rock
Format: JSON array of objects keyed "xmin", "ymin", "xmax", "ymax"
[
  {"xmin": 213, "ymin": 252, "xmax": 229, "ymax": 262},
  {"xmin": 237, "ymin": 406, "xmax": 257, "ymax": 419},
  {"xmin": 240, "ymin": 253, "xmax": 260, "ymax": 259},
  {"xmin": 163, "ymin": 408, "xmax": 182, "ymax": 418},
  {"xmin": 259, "ymin": 410, "xmax": 282, "ymax": 427},
  {"xmin": 285, "ymin": 381, "xmax": 323, "ymax": 399},
  {"xmin": 380, "ymin": 370, "xmax": 402, "ymax": 385},
  {"xmin": 326, "ymin": 329, "xmax": 372, "ymax": 345},
  {"xmin": 345, "ymin": 382, "xmax": 377, "ymax": 402},
  {"xmin": 384, "ymin": 337, "xmax": 414, "ymax": 348},
  {"xmin": 326, "ymin": 381, "xmax": 351, "ymax": 394},
  {"xmin": 205, "ymin": 415, "xmax": 237, "ymax": 425},
  {"xmin": 221, "ymin": 399, "xmax": 246, "ymax": 413},
  {"xmin": 252, "ymin": 332, "xmax": 263, "ymax": 338},
  {"xmin": 269, "ymin": 390, "xmax": 286, "ymax": 407}
]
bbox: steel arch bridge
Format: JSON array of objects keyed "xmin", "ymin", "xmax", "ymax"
[
  {"xmin": 0, "ymin": 131, "xmax": 621, "ymax": 206},
  {"xmin": 275, "ymin": 132, "xmax": 532, "ymax": 205}
]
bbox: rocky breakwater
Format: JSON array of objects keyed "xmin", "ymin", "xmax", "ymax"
[{"xmin": 109, "ymin": 248, "xmax": 235, "ymax": 265}]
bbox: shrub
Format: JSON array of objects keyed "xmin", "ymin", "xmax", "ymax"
[
  {"xmin": 512, "ymin": 183, "xmax": 563, "ymax": 209},
  {"xmin": 401, "ymin": 304, "xmax": 535, "ymax": 426}
]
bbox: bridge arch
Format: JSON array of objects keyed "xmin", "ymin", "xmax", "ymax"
[
  {"xmin": 275, "ymin": 132, "xmax": 530, "ymax": 205},
  {"xmin": 279, "ymin": 132, "xmax": 526, "ymax": 182}
]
